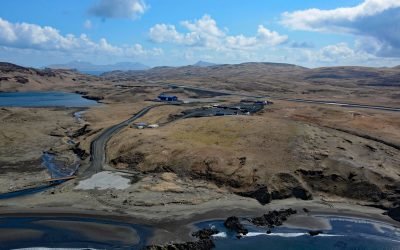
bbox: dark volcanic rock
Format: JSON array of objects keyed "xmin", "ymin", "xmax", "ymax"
[
  {"xmin": 237, "ymin": 186, "xmax": 271, "ymax": 205},
  {"xmin": 297, "ymin": 169, "xmax": 384, "ymax": 203},
  {"xmin": 192, "ymin": 228, "xmax": 219, "ymax": 240},
  {"xmin": 388, "ymin": 207, "xmax": 400, "ymax": 222},
  {"xmin": 72, "ymin": 124, "xmax": 92, "ymax": 138},
  {"xmin": 292, "ymin": 187, "xmax": 313, "ymax": 200},
  {"xmin": 72, "ymin": 143, "xmax": 89, "ymax": 160},
  {"xmin": 111, "ymin": 152, "xmax": 145, "ymax": 169},
  {"xmin": 75, "ymin": 91, "xmax": 89, "ymax": 95},
  {"xmin": 145, "ymin": 239, "xmax": 215, "ymax": 250},
  {"xmin": 224, "ymin": 216, "xmax": 248, "ymax": 235},
  {"xmin": 82, "ymin": 95, "xmax": 104, "ymax": 101},
  {"xmin": 250, "ymin": 209, "xmax": 297, "ymax": 228},
  {"xmin": 347, "ymin": 181, "xmax": 384, "ymax": 202},
  {"xmin": 308, "ymin": 230, "xmax": 323, "ymax": 236},
  {"xmin": 14, "ymin": 76, "xmax": 29, "ymax": 84},
  {"xmin": 270, "ymin": 173, "xmax": 312, "ymax": 201}
]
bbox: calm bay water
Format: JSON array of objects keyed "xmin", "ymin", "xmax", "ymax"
[{"xmin": 0, "ymin": 91, "xmax": 98, "ymax": 107}]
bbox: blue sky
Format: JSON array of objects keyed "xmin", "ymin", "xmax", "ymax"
[{"xmin": 0, "ymin": 0, "xmax": 399, "ymax": 67}]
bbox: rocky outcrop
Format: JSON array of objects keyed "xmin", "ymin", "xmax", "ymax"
[
  {"xmin": 72, "ymin": 124, "xmax": 92, "ymax": 138},
  {"xmin": 224, "ymin": 216, "xmax": 248, "ymax": 235},
  {"xmin": 72, "ymin": 143, "xmax": 89, "ymax": 160},
  {"xmin": 236, "ymin": 186, "xmax": 271, "ymax": 205},
  {"xmin": 145, "ymin": 239, "xmax": 215, "ymax": 250},
  {"xmin": 111, "ymin": 152, "xmax": 145, "ymax": 169},
  {"xmin": 82, "ymin": 95, "xmax": 104, "ymax": 101},
  {"xmin": 270, "ymin": 173, "xmax": 312, "ymax": 201},
  {"xmin": 14, "ymin": 76, "xmax": 29, "ymax": 84},
  {"xmin": 235, "ymin": 174, "xmax": 311, "ymax": 205},
  {"xmin": 388, "ymin": 207, "xmax": 400, "ymax": 222},
  {"xmin": 296, "ymin": 169, "xmax": 385, "ymax": 203},
  {"xmin": 145, "ymin": 227, "xmax": 218, "ymax": 249},
  {"xmin": 192, "ymin": 228, "xmax": 219, "ymax": 240},
  {"xmin": 75, "ymin": 91, "xmax": 88, "ymax": 95},
  {"xmin": 250, "ymin": 209, "xmax": 297, "ymax": 228},
  {"xmin": 309, "ymin": 230, "xmax": 323, "ymax": 236}
]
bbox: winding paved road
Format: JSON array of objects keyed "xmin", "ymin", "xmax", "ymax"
[{"xmin": 84, "ymin": 104, "xmax": 164, "ymax": 176}]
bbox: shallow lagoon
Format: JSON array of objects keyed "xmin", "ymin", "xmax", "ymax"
[{"xmin": 0, "ymin": 91, "xmax": 98, "ymax": 107}]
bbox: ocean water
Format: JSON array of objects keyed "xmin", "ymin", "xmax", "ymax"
[
  {"xmin": 197, "ymin": 216, "xmax": 400, "ymax": 250},
  {"xmin": 0, "ymin": 91, "xmax": 98, "ymax": 107},
  {"xmin": 0, "ymin": 215, "xmax": 399, "ymax": 249},
  {"xmin": 0, "ymin": 217, "xmax": 150, "ymax": 250}
]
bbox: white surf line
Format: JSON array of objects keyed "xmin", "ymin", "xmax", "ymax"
[
  {"xmin": 245, "ymin": 232, "xmax": 343, "ymax": 238},
  {"xmin": 212, "ymin": 232, "xmax": 343, "ymax": 238},
  {"xmin": 213, "ymin": 232, "xmax": 227, "ymax": 238}
]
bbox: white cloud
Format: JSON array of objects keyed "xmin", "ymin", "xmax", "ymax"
[
  {"xmin": 149, "ymin": 15, "xmax": 287, "ymax": 51},
  {"xmin": 84, "ymin": 20, "xmax": 92, "ymax": 29},
  {"xmin": 281, "ymin": 0, "xmax": 400, "ymax": 57},
  {"xmin": 89, "ymin": 0, "xmax": 148, "ymax": 19},
  {"xmin": 0, "ymin": 17, "xmax": 79, "ymax": 50},
  {"xmin": 287, "ymin": 42, "xmax": 380, "ymax": 67},
  {"xmin": 0, "ymin": 17, "xmax": 161, "ymax": 58},
  {"xmin": 318, "ymin": 43, "xmax": 358, "ymax": 62},
  {"xmin": 256, "ymin": 25, "xmax": 288, "ymax": 46},
  {"xmin": 149, "ymin": 24, "xmax": 186, "ymax": 44}
]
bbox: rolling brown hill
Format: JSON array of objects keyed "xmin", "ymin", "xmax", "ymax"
[
  {"xmin": 103, "ymin": 62, "xmax": 400, "ymax": 106},
  {"xmin": 103, "ymin": 62, "xmax": 400, "ymax": 88},
  {"xmin": 2, "ymin": 61, "xmax": 400, "ymax": 106},
  {"xmin": 0, "ymin": 62, "xmax": 97, "ymax": 92}
]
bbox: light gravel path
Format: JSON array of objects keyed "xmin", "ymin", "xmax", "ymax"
[{"xmin": 75, "ymin": 171, "xmax": 131, "ymax": 190}]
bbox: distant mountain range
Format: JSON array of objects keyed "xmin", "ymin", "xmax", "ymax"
[
  {"xmin": 47, "ymin": 61, "xmax": 150, "ymax": 75},
  {"xmin": 193, "ymin": 60, "xmax": 217, "ymax": 67},
  {"xmin": 101, "ymin": 61, "xmax": 400, "ymax": 90},
  {"xmin": 47, "ymin": 60, "xmax": 218, "ymax": 75}
]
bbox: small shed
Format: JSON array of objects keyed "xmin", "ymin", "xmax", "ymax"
[
  {"xmin": 134, "ymin": 122, "xmax": 148, "ymax": 129},
  {"xmin": 158, "ymin": 95, "xmax": 178, "ymax": 102}
]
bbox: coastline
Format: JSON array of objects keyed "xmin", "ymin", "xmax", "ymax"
[{"xmin": 1, "ymin": 198, "xmax": 399, "ymax": 245}]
